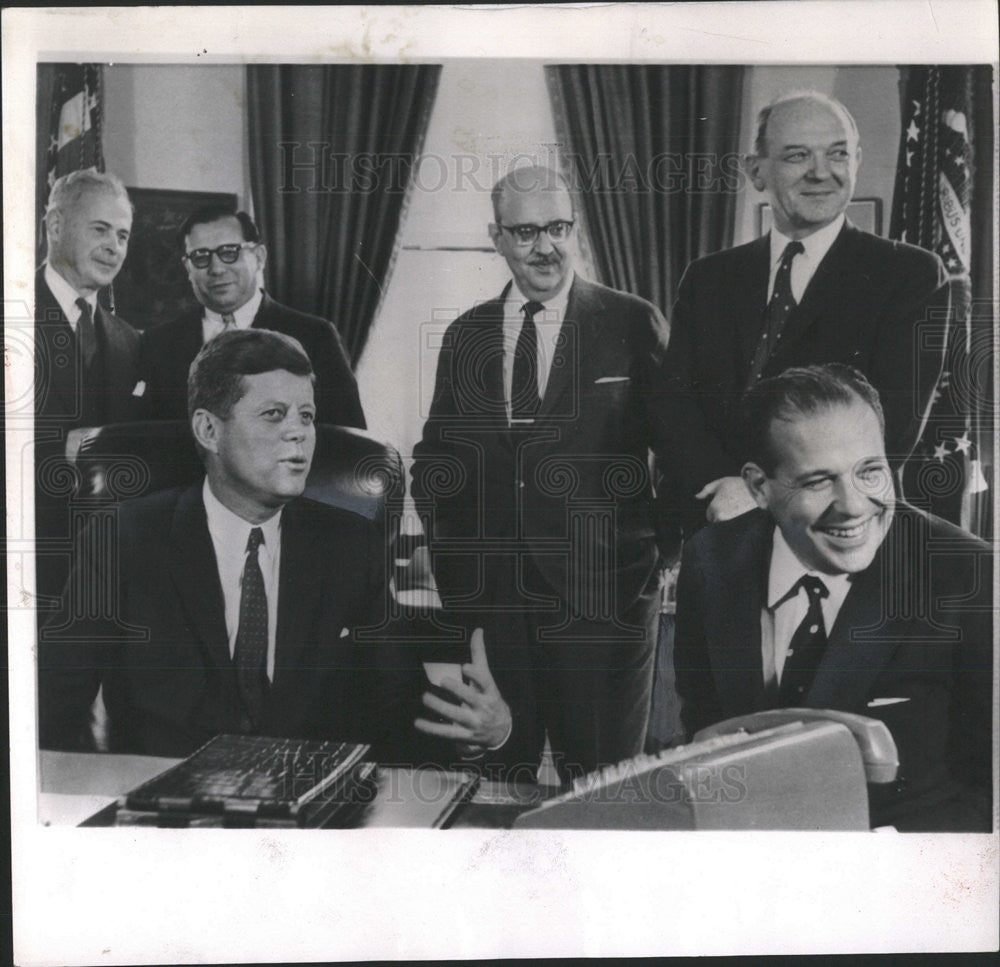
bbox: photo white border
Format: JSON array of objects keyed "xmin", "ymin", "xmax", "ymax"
[{"xmin": 5, "ymin": 3, "xmax": 999, "ymax": 963}]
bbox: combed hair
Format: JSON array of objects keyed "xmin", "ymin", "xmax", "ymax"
[
  {"xmin": 753, "ymin": 90, "xmax": 860, "ymax": 157},
  {"xmin": 179, "ymin": 207, "xmax": 260, "ymax": 252},
  {"xmin": 45, "ymin": 168, "xmax": 131, "ymax": 222},
  {"xmin": 188, "ymin": 328, "xmax": 314, "ymax": 420},
  {"xmin": 490, "ymin": 165, "xmax": 573, "ymax": 222},
  {"xmin": 741, "ymin": 363, "xmax": 885, "ymax": 474}
]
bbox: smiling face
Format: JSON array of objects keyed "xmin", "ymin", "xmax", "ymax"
[
  {"xmin": 743, "ymin": 399, "xmax": 894, "ymax": 575},
  {"xmin": 750, "ymin": 97, "xmax": 861, "ymax": 239},
  {"xmin": 195, "ymin": 369, "xmax": 316, "ymax": 523},
  {"xmin": 47, "ymin": 187, "xmax": 132, "ymax": 295},
  {"xmin": 489, "ymin": 176, "xmax": 575, "ymax": 301},
  {"xmin": 184, "ymin": 215, "xmax": 266, "ymax": 314}
]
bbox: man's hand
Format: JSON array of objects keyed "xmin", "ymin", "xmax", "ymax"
[
  {"xmin": 695, "ymin": 475, "xmax": 756, "ymax": 522},
  {"xmin": 414, "ymin": 628, "xmax": 512, "ymax": 753}
]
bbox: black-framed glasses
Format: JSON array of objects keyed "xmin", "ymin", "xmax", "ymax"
[
  {"xmin": 499, "ymin": 220, "xmax": 575, "ymax": 246},
  {"xmin": 182, "ymin": 243, "xmax": 257, "ymax": 269}
]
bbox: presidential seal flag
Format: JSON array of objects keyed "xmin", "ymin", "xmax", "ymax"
[{"xmin": 891, "ymin": 65, "xmax": 991, "ymax": 537}]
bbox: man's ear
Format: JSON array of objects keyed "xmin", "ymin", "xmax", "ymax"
[
  {"xmin": 741, "ymin": 462, "xmax": 770, "ymax": 510},
  {"xmin": 488, "ymin": 222, "xmax": 503, "ymax": 252},
  {"xmin": 191, "ymin": 409, "xmax": 221, "ymax": 455},
  {"xmin": 253, "ymin": 242, "xmax": 268, "ymax": 277},
  {"xmin": 746, "ymin": 154, "xmax": 766, "ymax": 193}
]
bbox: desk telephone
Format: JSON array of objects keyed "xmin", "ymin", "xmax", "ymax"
[{"xmin": 513, "ymin": 709, "xmax": 899, "ymax": 831}]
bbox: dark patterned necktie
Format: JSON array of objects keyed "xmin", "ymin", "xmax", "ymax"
[
  {"xmin": 512, "ymin": 300, "xmax": 544, "ymax": 420},
  {"xmin": 75, "ymin": 297, "xmax": 98, "ymax": 369},
  {"xmin": 746, "ymin": 240, "xmax": 804, "ymax": 387},
  {"xmin": 235, "ymin": 527, "xmax": 268, "ymax": 727},
  {"xmin": 778, "ymin": 574, "xmax": 829, "ymax": 705}
]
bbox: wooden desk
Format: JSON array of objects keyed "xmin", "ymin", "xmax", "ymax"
[{"xmin": 37, "ymin": 751, "xmax": 551, "ymax": 828}]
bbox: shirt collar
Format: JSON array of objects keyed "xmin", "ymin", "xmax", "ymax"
[
  {"xmin": 767, "ymin": 524, "xmax": 852, "ymax": 609},
  {"xmin": 202, "ymin": 476, "xmax": 282, "ymax": 550},
  {"xmin": 507, "ymin": 270, "xmax": 575, "ymax": 317},
  {"xmin": 770, "ymin": 213, "xmax": 845, "ymax": 268},
  {"xmin": 203, "ymin": 287, "xmax": 264, "ymax": 328},
  {"xmin": 44, "ymin": 262, "xmax": 97, "ymax": 322}
]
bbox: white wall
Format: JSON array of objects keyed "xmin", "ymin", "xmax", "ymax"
[
  {"xmin": 103, "ymin": 65, "xmax": 250, "ymax": 207},
  {"xmin": 733, "ymin": 66, "xmax": 901, "ymax": 245}
]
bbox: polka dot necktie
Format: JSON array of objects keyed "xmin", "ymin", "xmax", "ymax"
[
  {"xmin": 512, "ymin": 300, "xmax": 544, "ymax": 421},
  {"xmin": 235, "ymin": 527, "xmax": 268, "ymax": 727},
  {"xmin": 746, "ymin": 240, "xmax": 804, "ymax": 388},
  {"xmin": 222, "ymin": 313, "xmax": 236, "ymax": 330},
  {"xmin": 778, "ymin": 574, "xmax": 829, "ymax": 705}
]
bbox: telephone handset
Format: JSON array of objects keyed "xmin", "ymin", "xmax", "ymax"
[{"xmin": 694, "ymin": 708, "xmax": 899, "ymax": 783}]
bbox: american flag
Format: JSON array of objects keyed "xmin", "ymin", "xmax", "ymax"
[
  {"xmin": 891, "ymin": 66, "xmax": 990, "ymax": 537},
  {"xmin": 38, "ymin": 64, "xmax": 105, "ymax": 265}
]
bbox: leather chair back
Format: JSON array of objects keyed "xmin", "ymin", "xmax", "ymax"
[{"xmin": 72, "ymin": 421, "xmax": 403, "ymax": 536}]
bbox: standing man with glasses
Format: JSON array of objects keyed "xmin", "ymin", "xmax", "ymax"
[
  {"xmin": 411, "ymin": 165, "xmax": 675, "ymax": 782},
  {"xmin": 662, "ymin": 91, "xmax": 949, "ymax": 532},
  {"xmin": 141, "ymin": 207, "xmax": 365, "ymax": 428}
]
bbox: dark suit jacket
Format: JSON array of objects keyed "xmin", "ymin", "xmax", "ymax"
[
  {"xmin": 411, "ymin": 274, "xmax": 674, "ymax": 614},
  {"xmin": 34, "ymin": 268, "xmax": 143, "ymax": 428},
  {"xmin": 140, "ymin": 292, "xmax": 366, "ymax": 428},
  {"xmin": 34, "ymin": 269, "xmax": 144, "ymax": 602},
  {"xmin": 674, "ymin": 506, "xmax": 993, "ymax": 831},
  {"xmin": 663, "ymin": 224, "xmax": 949, "ymax": 522},
  {"xmin": 38, "ymin": 485, "xmax": 427, "ymax": 760}
]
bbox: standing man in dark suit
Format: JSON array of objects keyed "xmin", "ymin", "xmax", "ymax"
[
  {"xmin": 411, "ymin": 166, "xmax": 674, "ymax": 782},
  {"xmin": 674, "ymin": 364, "xmax": 992, "ymax": 831},
  {"xmin": 663, "ymin": 91, "xmax": 949, "ymax": 528},
  {"xmin": 38, "ymin": 328, "xmax": 453, "ymax": 759},
  {"xmin": 34, "ymin": 168, "xmax": 145, "ymax": 602},
  {"xmin": 141, "ymin": 207, "xmax": 365, "ymax": 428}
]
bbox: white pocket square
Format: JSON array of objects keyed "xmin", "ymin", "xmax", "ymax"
[
  {"xmin": 867, "ymin": 697, "xmax": 911, "ymax": 707},
  {"xmin": 594, "ymin": 376, "xmax": 630, "ymax": 384},
  {"xmin": 132, "ymin": 380, "xmax": 146, "ymax": 397},
  {"xmin": 339, "ymin": 628, "xmax": 351, "ymax": 638}
]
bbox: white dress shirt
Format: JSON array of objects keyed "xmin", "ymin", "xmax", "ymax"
[
  {"xmin": 767, "ymin": 214, "xmax": 845, "ymax": 304},
  {"xmin": 501, "ymin": 272, "xmax": 574, "ymax": 423},
  {"xmin": 761, "ymin": 526, "xmax": 853, "ymax": 686},
  {"xmin": 201, "ymin": 287, "xmax": 264, "ymax": 343},
  {"xmin": 202, "ymin": 479, "xmax": 282, "ymax": 680},
  {"xmin": 44, "ymin": 262, "xmax": 96, "ymax": 332}
]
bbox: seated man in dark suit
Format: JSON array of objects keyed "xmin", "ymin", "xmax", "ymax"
[
  {"xmin": 34, "ymin": 168, "xmax": 146, "ymax": 602},
  {"xmin": 38, "ymin": 329, "xmax": 488, "ymax": 760},
  {"xmin": 141, "ymin": 207, "xmax": 365, "ymax": 428},
  {"xmin": 663, "ymin": 91, "xmax": 949, "ymax": 528},
  {"xmin": 674, "ymin": 364, "xmax": 992, "ymax": 831}
]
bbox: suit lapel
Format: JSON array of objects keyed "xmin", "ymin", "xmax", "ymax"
[
  {"xmin": 808, "ymin": 513, "xmax": 903, "ymax": 709},
  {"xmin": 538, "ymin": 276, "xmax": 595, "ymax": 420},
  {"xmin": 272, "ymin": 500, "xmax": 323, "ymax": 684},
  {"xmin": 708, "ymin": 511, "xmax": 772, "ymax": 714},
  {"xmin": 167, "ymin": 485, "xmax": 232, "ymax": 673},
  {"xmin": 35, "ymin": 273, "xmax": 82, "ymax": 417},
  {"xmin": 734, "ymin": 236, "xmax": 771, "ymax": 369}
]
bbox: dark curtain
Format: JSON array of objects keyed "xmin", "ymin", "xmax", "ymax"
[
  {"xmin": 546, "ymin": 65, "xmax": 744, "ymax": 314},
  {"xmin": 247, "ymin": 65, "xmax": 441, "ymax": 365},
  {"xmin": 890, "ymin": 65, "xmax": 994, "ymax": 538}
]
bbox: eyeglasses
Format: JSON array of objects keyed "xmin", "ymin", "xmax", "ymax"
[
  {"xmin": 499, "ymin": 220, "xmax": 575, "ymax": 246},
  {"xmin": 182, "ymin": 243, "xmax": 257, "ymax": 269}
]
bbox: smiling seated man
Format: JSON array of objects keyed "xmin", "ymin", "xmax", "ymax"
[
  {"xmin": 38, "ymin": 328, "xmax": 501, "ymax": 761},
  {"xmin": 673, "ymin": 363, "xmax": 992, "ymax": 832}
]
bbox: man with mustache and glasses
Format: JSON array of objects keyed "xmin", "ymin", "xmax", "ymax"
[
  {"xmin": 662, "ymin": 92, "xmax": 949, "ymax": 531},
  {"xmin": 673, "ymin": 364, "xmax": 992, "ymax": 831},
  {"xmin": 411, "ymin": 166, "xmax": 675, "ymax": 783},
  {"xmin": 39, "ymin": 329, "xmax": 425, "ymax": 758},
  {"xmin": 141, "ymin": 207, "xmax": 365, "ymax": 429}
]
